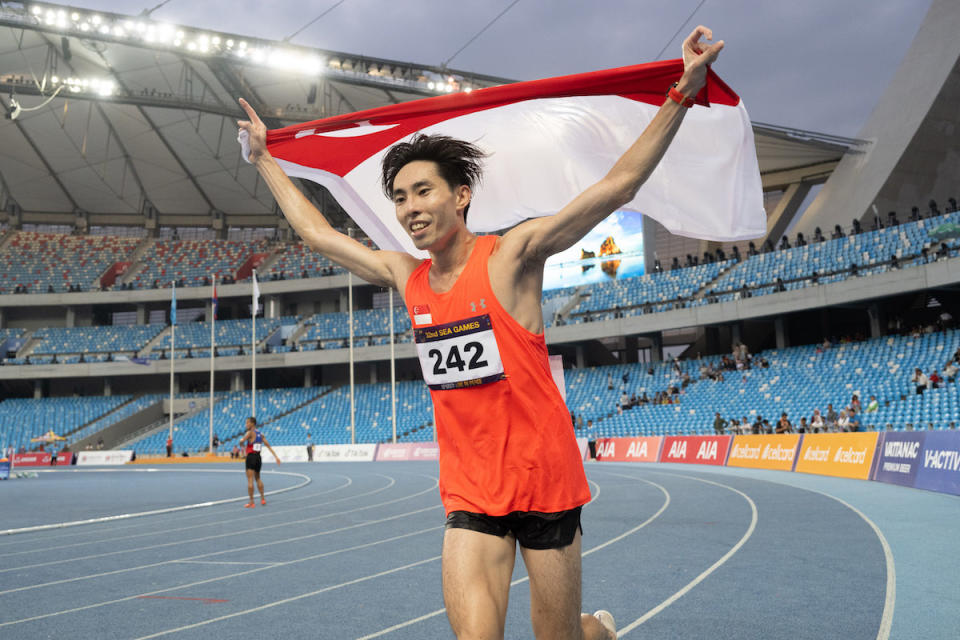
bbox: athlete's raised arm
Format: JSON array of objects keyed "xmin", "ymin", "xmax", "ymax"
[
  {"xmin": 503, "ymin": 26, "xmax": 725, "ymax": 263},
  {"xmin": 237, "ymin": 98, "xmax": 419, "ymax": 289}
]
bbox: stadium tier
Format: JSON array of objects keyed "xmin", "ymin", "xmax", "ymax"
[
  {"xmin": 0, "ymin": 232, "xmax": 141, "ymax": 294},
  {"xmin": 130, "ymin": 238, "xmax": 271, "ymax": 289},
  {"xmin": 263, "ymin": 242, "xmax": 346, "ymax": 279},
  {"xmin": 0, "ymin": 395, "xmax": 134, "ymax": 452}
]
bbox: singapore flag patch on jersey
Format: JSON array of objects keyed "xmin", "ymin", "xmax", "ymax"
[{"xmin": 413, "ymin": 305, "xmax": 433, "ymax": 326}]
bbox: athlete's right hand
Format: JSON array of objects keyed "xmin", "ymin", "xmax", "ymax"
[{"xmin": 237, "ymin": 98, "xmax": 268, "ymax": 164}]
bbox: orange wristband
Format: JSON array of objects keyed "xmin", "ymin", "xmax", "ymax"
[{"xmin": 666, "ymin": 83, "xmax": 695, "ymax": 108}]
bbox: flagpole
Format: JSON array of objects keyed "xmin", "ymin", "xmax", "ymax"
[
  {"xmin": 348, "ymin": 229, "xmax": 355, "ymax": 445},
  {"xmin": 389, "ymin": 288, "xmax": 396, "ymax": 444},
  {"xmin": 169, "ymin": 282, "xmax": 176, "ymax": 445},
  {"xmin": 209, "ymin": 275, "xmax": 216, "ymax": 455}
]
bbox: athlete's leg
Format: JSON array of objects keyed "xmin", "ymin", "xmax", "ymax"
[
  {"xmin": 442, "ymin": 527, "xmax": 516, "ymax": 639},
  {"xmin": 245, "ymin": 468, "xmax": 255, "ymax": 504},
  {"xmin": 519, "ymin": 530, "xmax": 615, "ymax": 640},
  {"xmin": 255, "ymin": 471, "xmax": 265, "ymax": 502}
]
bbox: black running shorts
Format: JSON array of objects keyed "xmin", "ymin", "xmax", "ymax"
[
  {"xmin": 445, "ymin": 507, "xmax": 582, "ymax": 550},
  {"xmin": 245, "ymin": 452, "xmax": 262, "ymax": 473}
]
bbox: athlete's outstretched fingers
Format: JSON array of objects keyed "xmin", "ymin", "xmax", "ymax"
[{"xmin": 442, "ymin": 528, "xmax": 516, "ymax": 639}]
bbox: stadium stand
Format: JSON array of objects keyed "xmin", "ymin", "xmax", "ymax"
[{"xmin": 0, "ymin": 232, "xmax": 140, "ymax": 294}]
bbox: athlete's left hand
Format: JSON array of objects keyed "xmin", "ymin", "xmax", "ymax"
[{"xmin": 677, "ymin": 26, "xmax": 724, "ymax": 95}]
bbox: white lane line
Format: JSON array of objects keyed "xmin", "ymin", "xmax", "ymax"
[
  {"xmin": 133, "ymin": 554, "xmax": 444, "ymax": 640},
  {"xmin": 172, "ymin": 560, "xmax": 281, "ymax": 566},
  {"xmin": 774, "ymin": 483, "xmax": 896, "ymax": 640},
  {"xmin": 0, "ymin": 469, "xmax": 311, "ymax": 536},
  {"xmin": 0, "ymin": 472, "xmax": 355, "ymax": 551},
  {"xmin": 616, "ymin": 471, "xmax": 758, "ymax": 637},
  {"xmin": 0, "ymin": 523, "xmax": 443, "ymax": 629},
  {"xmin": 0, "ymin": 473, "xmax": 382, "ymax": 559},
  {"xmin": 0, "ymin": 477, "xmax": 439, "ymax": 595},
  {"xmin": 0, "ymin": 473, "xmax": 425, "ymax": 576},
  {"xmin": 354, "ymin": 474, "xmax": 671, "ymax": 640}
]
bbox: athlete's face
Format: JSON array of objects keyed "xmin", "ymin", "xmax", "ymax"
[{"xmin": 392, "ymin": 160, "xmax": 471, "ymax": 251}]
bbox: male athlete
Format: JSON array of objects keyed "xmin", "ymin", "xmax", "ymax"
[
  {"xmin": 238, "ymin": 416, "xmax": 281, "ymax": 508},
  {"xmin": 239, "ymin": 26, "xmax": 723, "ymax": 640}
]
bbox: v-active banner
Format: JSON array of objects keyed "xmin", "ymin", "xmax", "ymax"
[
  {"xmin": 873, "ymin": 432, "xmax": 924, "ymax": 487},
  {"xmin": 594, "ymin": 437, "xmax": 662, "ymax": 462},
  {"xmin": 727, "ymin": 434, "xmax": 801, "ymax": 471},
  {"xmin": 914, "ymin": 430, "xmax": 960, "ymax": 496},
  {"xmin": 795, "ymin": 433, "xmax": 879, "ymax": 480},
  {"xmin": 659, "ymin": 435, "xmax": 731, "ymax": 466}
]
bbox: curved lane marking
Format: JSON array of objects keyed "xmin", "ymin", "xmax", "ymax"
[
  {"xmin": 616, "ymin": 471, "xmax": 758, "ymax": 637},
  {"xmin": 0, "ymin": 469, "xmax": 311, "ymax": 536},
  {"xmin": 0, "ymin": 475, "xmax": 439, "ymax": 595}
]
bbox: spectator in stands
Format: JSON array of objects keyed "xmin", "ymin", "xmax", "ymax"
[
  {"xmin": 929, "ymin": 199, "xmax": 941, "ymax": 217},
  {"xmin": 775, "ymin": 278, "xmax": 786, "ymax": 293},
  {"xmin": 921, "ymin": 246, "xmax": 930, "ymax": 263},
  {"xmin": 751, "ymin": 415, "xmax": 763, "ymax": 434},
  {"xmin": 837, "ymin": 410, "xmax": 850, "ymax": 431},
  {"xmin": 851, "ymin": 218, "xmax": 862, "ymax": 235},
  {"xmin": 670, "ymin": 256, "xmax": 680, "ymax": 270},
  {"xmin": 947, "ymin": 197, "xmax": 958, "ymax": 214},
  {"xmin": 814, "ymin": 227, "xmax": 825, "ymax": 243},
  {"xmin": 937, "ymin": 243, "xmax": 950, "ymax": 260},
  {"xmin": 810, "ymin": 270, "xmax": 820, "ymax": 284},
  {"xmin": 166, "ymin": 434, "xmax": 173, "ymax": 457},
  {"xmin": 826, "ymin": 403, "xmax": 838, "ymax": 430},
  {"xmin": 731, "ymin": 245, "xmax": 741, "ymax": 261},
  {"xmin": 797, "ymin": 417, "xmax": 809, "ymax": 433},
  {"xmin": 762, "ymin": 239, "xmax": 774, "ymax": 253},
  {"xmin": 909, "ymin": 206, "xmax": 920, "ymax": 222},
  {"xmin": 849, "ymin": 394, "xmax": 861, "ymax": 414},
  {"xmin": 944, "ymin": 360, "xmax": 959, "ymax": 383},
  {"xmin": 775, "ymin": 413, "xmax": 792, "ymax": 434},
  {"xmin": 930, "ymin": 369, "xmax": 942, "ymax": 389},
  {"xmin": 795, "ymin": 232, "xmax": 806, "ymax": 247},
  {"xmin": 832, "ymin": 224, "xmax": 844, "ymax": 240},
  {"xmin": 865, "ymin": 396, "xmax": 879, "ymax": 413},
  {"xmin": 890, "ymin": 254, "xmax": 900, "ymax": 269},
  {"xmin": 779, "ymin": 235, "xmax": 790, "ymax": 250},
  {"xmin": 713, "ymin": 412, "xmax": 727, "ymax": 434},
  {"xmin": 847, "ymin": 409, "xmax": 861, "ymax": 432},
  {"xmin": 747, "ymin": 241, "xmax": 758, "ymax": 257},
  {"xmin": 889, "ymin": 211, "xmax": 901, "ymax": 226},
  {"xmin": 306, "ymin": 433, "xmax": 314, "ymax": 461},
  {"xmin": 810, "ymin": 409, "xmax": 824, "ymax": 432},
  {"xmin": 619, "ymin": 391, "xmax": 630, "ymax": 411},
  {"xmin": 849, "ymin": 262, "xmax": 859, "ymax": 277},
  {"xmin": 740, "ymin": 283, "xmax": 751, "ymax": 299},
  {"xmin": 911, "ymin": 367, "xmax": 928, "ymax": 395}
]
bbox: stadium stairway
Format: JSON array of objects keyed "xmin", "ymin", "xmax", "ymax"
[
  {"xmin": 64, "ymin": 396, "xmax": 137, "ymax": 441},
  {"xmin": 690, "ymin": 258, "xmax": 740, "ymax": 302},
  {"xmin": 14, "ymin": 330, "xmax": 38, "ymax": 359},
  {"xmin": 138, "ymin": 326, "xmax": 172, "ymax": 358}
]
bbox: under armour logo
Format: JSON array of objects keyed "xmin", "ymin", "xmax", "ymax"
[{"xmin": 469, "ymin": 298, "xmax": 487, "ymax": 313}]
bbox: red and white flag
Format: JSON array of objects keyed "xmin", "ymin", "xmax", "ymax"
[{"xmin": 240, "ymin": 59, "xmax": 764, "ymax": 254}]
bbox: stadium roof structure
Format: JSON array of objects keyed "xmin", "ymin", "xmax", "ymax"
[{"xmin": 0, "ymin": 1, "xmax": 856, "ymax": 233}]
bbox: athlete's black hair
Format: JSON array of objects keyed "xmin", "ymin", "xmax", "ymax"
[
  {"xmin": 247, "ymin": 416, "xmax": 257, "ymax": 425},
  {"xmin": 380, "ymin": 134, "xmax": 487, "ymax": 223}
]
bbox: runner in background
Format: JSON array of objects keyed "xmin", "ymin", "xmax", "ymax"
[{"xmin": 238, "ymin": 416, "xmax": 281, "ymax": 508}]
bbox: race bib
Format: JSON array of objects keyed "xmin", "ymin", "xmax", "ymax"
[
  {"xmin": 252, "ymin": 442, "xmax": 262, "ymax": 452},
  {"xmin": 414, "ymin": 314, "xmax": 506, "ymax": 390}
]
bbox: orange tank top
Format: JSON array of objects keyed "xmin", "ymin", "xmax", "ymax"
[{"xmin": 404, "ymin": 235, "xmax": 591, "ymax": 516}]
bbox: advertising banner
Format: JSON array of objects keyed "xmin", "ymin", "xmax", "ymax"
[
  {"xmin": 259, "ymin": 445, "xmax": 309, "ymax": 463},
  {"xmin": 0, "ymin": 459, "xmax": 9, "ymax": 480},
  {"xmin": 312, "ymin": 444, "xmax": 378, "ymax": 462},
  {"xmin": 54, "ymin": 452, "xmax": 74, "ymax": 466},
  {"xmin": 727, "ymin": 434, "xmax": 801, "ymax": 471},
  {"xmin": 12, "ymin": 452, "xmax": 52, "ymax": 466},
  {"xmin": 913, "ymin": 430, "xmax": 960, "ymax": 496},
  {"xmin": 794, "ymin": 432, "xmax": 879, "ymax": 479},
  {"xmin": 594, "ymin": 437, "xmax": 662, "ymax": 462},
  {"xmin": 576, "ymin": 438, "xmax": 590, "ymax": 461},
  {"xmin": 375, "ymin": 443, "xmax": 440, "ymax": 462},
  {"xmin": 659, "ymin": 435, "xmax": 731, "ymax": 466},
  {"xmin": 76, "ymin": 450, "xmax": 134, "ymax": 466},
  {"xmin": 873, "ymin": 432, "xmax": 925, "ymax": 487}
]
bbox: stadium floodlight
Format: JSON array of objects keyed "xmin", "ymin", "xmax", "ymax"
[{"xmin": 17, "ymin": 2, "xmax": 492, "ymax": 92}]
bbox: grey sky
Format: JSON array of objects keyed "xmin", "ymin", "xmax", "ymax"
[{"xmin": 75, "ymin": 0, "xmax": 932, "ymax": 138}]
